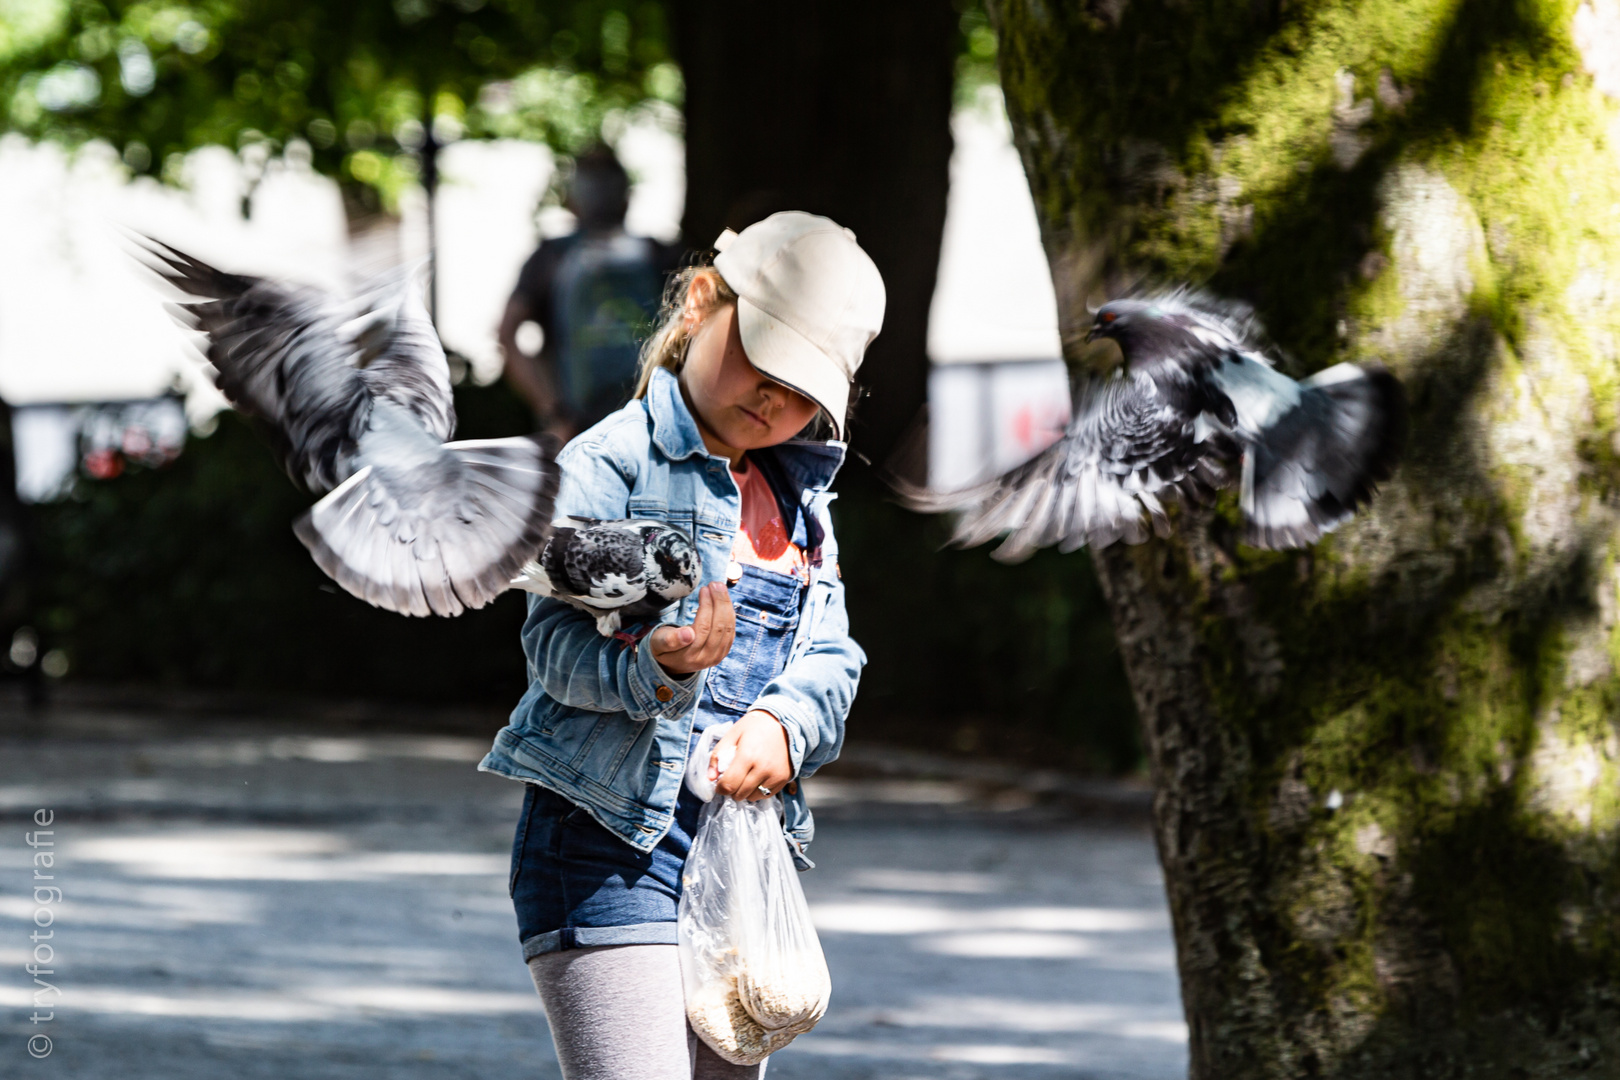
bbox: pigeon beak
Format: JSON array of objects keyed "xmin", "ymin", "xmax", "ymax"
[{"xmin": 1084, "ymin": 324, "xmax": 1099, "ymax": 343}]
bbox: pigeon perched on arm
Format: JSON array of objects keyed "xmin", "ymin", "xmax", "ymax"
[
  {"xmin": 140, "ymin": 238, "xmax": 561, "ymax": 617},
  {"xmin": 899, "ymin": 290, "xmax": 1404, "ymax": 560},
  {"xmin": 510, "ymin": 518, "xmax": 700, "ymax": 636}
]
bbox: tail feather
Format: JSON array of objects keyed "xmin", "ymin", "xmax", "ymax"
[{"xmin": 1242, "ymin": 362, "xmax": 1405, "ymax": 549}]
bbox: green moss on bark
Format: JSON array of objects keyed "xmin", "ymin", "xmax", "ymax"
[{"xmin": 992, "ymin": 0, "xmax": 1620, "ymax": 1070}]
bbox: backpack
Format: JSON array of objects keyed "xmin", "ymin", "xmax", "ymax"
[{"xmin": 552, "ymin": 234, "xmax": 665, "ymax": 427}]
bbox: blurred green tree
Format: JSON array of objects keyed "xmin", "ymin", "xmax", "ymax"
[{"xmin": 0, "ymin": 0, "xmax": 680, "ymax": 214}]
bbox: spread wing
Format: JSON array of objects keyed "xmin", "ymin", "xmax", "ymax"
[
  {"xmin": 346, "ymin": 267, "xmax": 455, "ymax": 444},
  {"xmin": 1242, "ymin": 362, "xmax": 1405, "ymax": 549},
  {"xmin": 140, "ymin": 238, "xmax": 369, "ymax": 493},
  {"xmin": 897, "ymin": 372, "xmax": 1238, "ymax": 562},
  {"xmin": 141, "ymin": 239, "xmax": 455, "ymax": 492},
  {"xmin": 293, "ymin": 435, "xmax": 560, "ymax": 617}
]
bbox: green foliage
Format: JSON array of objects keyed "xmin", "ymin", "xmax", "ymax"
[
  {"xmin": 0, "ymin": 0, "xmax": 678, "ymax": 205},
  {"xmin": 954, "ymin": 0, "xmax": 1000, "ymax": 107}
]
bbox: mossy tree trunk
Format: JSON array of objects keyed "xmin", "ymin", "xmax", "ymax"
[{"xmin": 990, "ymin": 0, "xmax": 1620, "ymax": 1073}]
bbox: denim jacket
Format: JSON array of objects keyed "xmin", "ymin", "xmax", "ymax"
[{"xmin": 479, "ymin": 367, "xmax": 865, "ymax": 864}]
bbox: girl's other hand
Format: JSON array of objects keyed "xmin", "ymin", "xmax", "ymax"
[
  {"xmin": 712, "ymin": 710, "xmax": 793, "ymax": 802},
  {"xmin": 650, "ymin": 583, "xmax": 736, "ymax": 675}
]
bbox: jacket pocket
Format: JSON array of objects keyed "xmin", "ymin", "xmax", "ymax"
[{"xmin": 707, "ymin": 596, "xmax": 800, "ymax": 711}]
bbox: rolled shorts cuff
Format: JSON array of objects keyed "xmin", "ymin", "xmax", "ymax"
[{"xmin": 520, "ymin": 921, "xmax": 679, "ymax": 961}]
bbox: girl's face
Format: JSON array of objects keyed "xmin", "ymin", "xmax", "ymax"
[{"xmin": 679, "ymin": 275, "xmax": 821, "ymax": 465}]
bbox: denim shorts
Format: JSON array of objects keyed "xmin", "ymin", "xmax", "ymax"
[{"xmin": 510, "ymin": 565, "xmax": 803, "ymax": 960}]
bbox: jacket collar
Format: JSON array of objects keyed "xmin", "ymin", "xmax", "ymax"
[
  {"xmin": 645, "ymin": 367, "xmax": 846, "ymax": 495},
  {"xmin": 647, "ymin": 367, "xmax": 710, "ymax": 462}
]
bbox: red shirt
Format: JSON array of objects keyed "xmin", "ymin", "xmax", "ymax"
[{"xmin": 729, "ymin": 461, "xmax": 805, "ymax": 577}]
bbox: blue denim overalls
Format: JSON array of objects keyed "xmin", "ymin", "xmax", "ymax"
[{"xmin": 509, "ymin": 563, "xmax": 804, "ymax": 959}]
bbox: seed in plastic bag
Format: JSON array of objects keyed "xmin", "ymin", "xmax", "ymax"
[
  {"xmin": 688, "ymin": 978, "xmax": 795, "ymax": 1066},
  {"xmin": 738, "ymin": 955, "xmax": 831, "ymax": 1030}
]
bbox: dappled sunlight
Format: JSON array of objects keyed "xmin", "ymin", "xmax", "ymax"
[
  {"xmin": 0, "ymin": 983, "xmax": 543, "ymax": 1021},
  {"xmin": 161, "ymin": 735, "xmax": 492, "ymax": 767},
  {"xmin": 0, "ymin": 880, "xmax": 260, "ymax": 930},
  {"xmin": 803, "ymin": 777, "xmax": 978, "ymax": 807},
  {"xmin": 799, "ymin": 880, "xmax": 1184, "ymax": 1071},
  {"xmin": 919, "ymin": 931, "xmax": 1175, "ymax": 969},
  {"xmin": 0, "ymin": 786, "xmax": 70, "ymax": 815},
  {"xmin": 0, "ymin": 735, "xmax": 1182, "ymax": 1078},
  {"xmin": 68, "ymin": 829, "xmax": 506, "ymax": 881},
  {"xmin": 843, "ymin": 995, "xmax": 1186, "ymax": 1041},
  {"xmin": 792, "ymin": 1033, "xmax": 1182, "ymax": 1067},
  {"xmin": 0, "ymin": 819, "xmax": 541, "ymax": 1034},
  {"xmin": 810, "ymin": 900, "xmax": 1168, "ymax": 934},
  {"xmin": 843, "ymin": 869, "xmax": 1002, "ymax": 894},
  {"xmin": 793, "ymin": 1037, "xmax": 1085, "ymax": 1065}
]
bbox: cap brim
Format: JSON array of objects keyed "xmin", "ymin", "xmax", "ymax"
[{"xmin": 735, "ymin": 297, "xmax": 850, "ymax": 440}]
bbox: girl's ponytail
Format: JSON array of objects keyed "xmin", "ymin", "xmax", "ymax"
[{"xmin": 633, "ymin": 263, "xmax": 738, "ymax": 399}]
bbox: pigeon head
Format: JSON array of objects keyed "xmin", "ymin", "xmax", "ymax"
[
  {"xmin": 1086, "ymin": 300, "xmax": 1170, "ymax": 344},
  {"xmin": 1087, "ymin": 294, "xmax": 1253, "ymax": 365},
  {"xmin": 641, "ymin": 524, "xmax": 699, "ymax": 602}
]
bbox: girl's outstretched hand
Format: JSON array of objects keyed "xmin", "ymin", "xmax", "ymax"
[
  {"xmin": 650, "ymin": 582, "xmax": 736, "ymax": 675},
  {"xmin": 713, "ymin": 710, "xmax": 793, "ymax": 802}
]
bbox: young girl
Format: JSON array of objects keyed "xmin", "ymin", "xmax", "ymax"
[{"xmin": 479, "ymin": 212, "xmax": 884, "ymax": 1079}]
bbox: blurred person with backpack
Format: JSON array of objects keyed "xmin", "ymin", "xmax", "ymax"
[{"xmin": 500, "ymin": 147, "xmax": 680, "ymax": 441}]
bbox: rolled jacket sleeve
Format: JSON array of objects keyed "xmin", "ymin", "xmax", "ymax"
[
  {"xmin": 520, "ymin": 428, "xmax": 700, "ymax": 720},
  {"xmin": 749, "ymin": 559, "xmax": 865, "ymax": 779},
  {"xmin": 523, "ymin": 595, "xmax": 700, "ymax": 720}
]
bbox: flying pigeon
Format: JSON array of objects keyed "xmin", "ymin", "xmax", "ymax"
[
  {"xmin": 511, "ymin": 518, "xmax": 700, "ymax": 636},
  {"xmin": 141, "ymin": 239, "xmax": 561, "ymax": 617},
  {"xmin": 900, "ymin": 291, "xmax": 1404, "ymax": 560}
]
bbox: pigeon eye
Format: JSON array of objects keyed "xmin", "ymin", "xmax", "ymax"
[{"xmin": 1101, "ymin": 312, "xmax": 1117, "ymax": 323}]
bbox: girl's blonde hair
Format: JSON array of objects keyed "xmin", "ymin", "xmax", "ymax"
[
  {"xmin": 632, "ymin": 264, "xmax": 737, "ymax": 399},
  {"xmin": 633, "ymin": 259, "xmax": 845, "ymax": 440}
]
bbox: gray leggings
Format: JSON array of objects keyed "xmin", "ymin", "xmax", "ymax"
[{"xmin": 528, "ymin": 944, "xmax": 766, "ymax": 1080}]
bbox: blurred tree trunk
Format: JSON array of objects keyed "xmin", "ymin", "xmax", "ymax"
[
  {"xmin": 991, "ymin": 0, "xmax": 1620, "ymax": 1074},
  {"xmin": 673, "ymin": 0, "xmax": 956, "ymax": 466}
]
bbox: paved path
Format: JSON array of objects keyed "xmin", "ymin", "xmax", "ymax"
[{"xmin": 0, "ymin": 710, "xmax": 1185, "ymax": 1079}]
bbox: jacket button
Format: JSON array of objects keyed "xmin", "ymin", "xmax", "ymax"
[
  {"xmin": 787, "ymin": 782, "xmax": 798, "ymax": 795},
  {"xmin": 655, "ymin": 685, "xmax": 674, "ymax": 702}
]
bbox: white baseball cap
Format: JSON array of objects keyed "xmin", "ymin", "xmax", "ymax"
[{"xmin": 712, "ymin": 211, "xmax": 885, "ymax": 440}]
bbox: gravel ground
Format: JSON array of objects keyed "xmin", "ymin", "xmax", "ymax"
[{"xmin": 0, "ymin": 706, "xmax": 1185, "ymax": 1080}]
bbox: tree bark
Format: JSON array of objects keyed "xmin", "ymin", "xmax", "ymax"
[
  {"xmin": 991, "ymin": 0, "xmax": 1620, "ymax": 1073},
  {"xmin": 673, "ymin": 0, "xmax": 956, "ymax": 465}
]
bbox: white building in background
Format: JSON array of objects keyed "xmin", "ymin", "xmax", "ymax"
[
  {"xmin": 0, "ymin": 91, "xmax": 1063, "ymax": 499},
  {"xmin": 925, "ymin": 90, "xmax": 1070, "ymax": 491},
  {"xmin": 0, "ymin": 118, "xmax": 682, "ymax": 501}
]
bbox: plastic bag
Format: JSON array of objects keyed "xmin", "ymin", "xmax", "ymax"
[
  {"xmin": 678, "ymin": 726, "xmax": 832, "ymax": 1066},
  {"xmin": 683, "ymin": 722, "xmax": 735, "ymax": 804}
]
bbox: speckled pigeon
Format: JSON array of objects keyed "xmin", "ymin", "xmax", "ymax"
[
  {"xmin": 900, "ymin": 290, "xmax": 1405, "ymax": 560},
  {"xmin": 511, "ymin": 518, "xmax": 700, "ymax": 636},
  {"xmin": 142, "ymin": 238, "xmax": 561, "ymax": 617}
]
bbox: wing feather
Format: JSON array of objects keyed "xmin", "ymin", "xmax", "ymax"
[
  {"xmin": 350, "ymin": 267, "xmax": 456, "ymax": 443},
  {"xmin": 896, "ymin": 372, "xmax": 1238, "ymax": 562},
  {"xmin": 294, "ymin": 435, "xmax": 561, "ymax": 617},
  {"xmin": 139, "ymin": 237, "xmax": 368, "ymax": 493}
]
